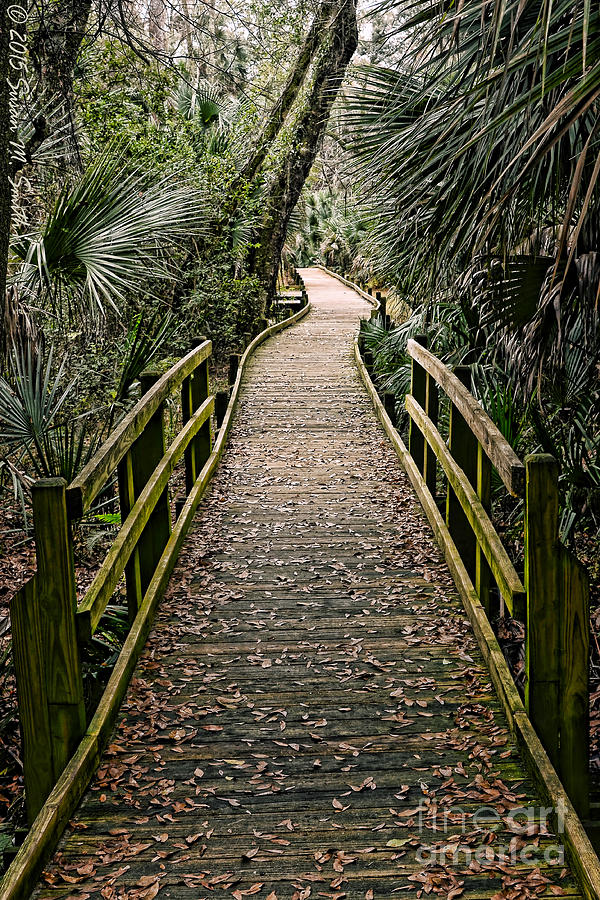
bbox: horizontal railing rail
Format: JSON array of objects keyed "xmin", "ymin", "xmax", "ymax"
[
  {"xmin": 4, "ymin": 298, "xmax": 312, "ymax": 900},
  {"xmin": 11, "ymin": 339, "xmax": 214, "ymax": 826},
  {"xmin": 406, "ymin": 339, "xmax": 525, "ymax": 496},
  {"xmin": 75, "ymin": 395, "xmax": 214, "ymax": 643},
  {"xmin": 67, "ymin": 340, "xmax": 212, "ymax": 518},
  {"xmin": 355, "ymin": 330, "xmax": 598, "ymax": 900},
  {"xmin": 405, "ymin": 393, "xmax": 526, "ymax": 616},
  {"xmin": 375, "ymin": 334, "xmax": 589, "ymax": 820}
]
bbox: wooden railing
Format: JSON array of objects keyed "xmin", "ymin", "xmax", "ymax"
[
  {"xmin": 11, "ymin": 339, "xmax": 214, "ymax": 824},
  {"xmin": 402, "ymin": 336, "xmax": 590, "ymax": 819}
]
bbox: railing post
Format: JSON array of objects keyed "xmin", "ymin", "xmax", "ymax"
[
  {"xmin": 408, "ymin": 335, "xmax": 427, "ymax": 474},
  {"xmin": 215, "ymin": 390, "xmax": 229, "ymax": 429},
  {"xmin": 182, "ymin": 338, "xmax": 211, "ymax": 492},
  {"xmin": 229, "ymin": 353, "xmax": 240, "ymax": 388},
  {"xmin": 524, "ymin": 454, "xmax": 590, "ymax": 817},
  {"xmin": 525, "ymin": 454, "xmax": 560, "ymax": 766},
  {"xmin": 11, "ymin": 578, "xmax": 53, "ymax": 823},
  {"xmin": 119, "ymin": 370, "xmax": 171, "ymax": 620},
  {"xmin": 11, "ymin": 479, "xmax": 86, "ymax": 822},
  {"xmin": 559, "ymin": 546, "xmax": 589, "ymax": 818},
  {"xmin": 383, "ymin": 392, "xmax": 396, "ymax": 427},
  {"xmin": 192, "ymin": 355, "xmax": 212, "ymax": 476},
  {"xmin": 476, "ymin": 444, "xmax": 495, "ymax": 618},
  {"xmin": 117, "ymin": 449, "xmax": 143, "ymax": 619},
  {"xmin": 423, "ymin": 372, "xmax": 438, "ymax": 500},
  {"xmin": 446, "ymin": 365, "xmax": 477, "ymax": 581}
]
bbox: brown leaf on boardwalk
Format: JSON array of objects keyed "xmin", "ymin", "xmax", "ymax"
[
  {"xmin": 233, "ymin": 884, "xmax": 264, "ymax": 898},
  {"xmin": 76, "ymin": 864, "xmax": 95, "ymax": 876},
  {"xmin": 242, "ymin": 847, "xmax": 259, "ymax": 859},
  {"xmin": 365, "ymin": 891, "xmax": 374, "ymax": 899}
]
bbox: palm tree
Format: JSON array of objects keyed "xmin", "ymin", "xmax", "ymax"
[
  {"xmin": 344, "ymin": 1, "xmax": 600, "ymax": 534},
  {"xmin": 345, "ymin": 0, "xmax": 600, "ymax": 389},
  {"xmin": 10, "ymin": 146, "xmax": 208, "ymax": 319}
]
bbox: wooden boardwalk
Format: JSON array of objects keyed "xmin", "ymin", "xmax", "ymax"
[{"xmin": 35, "ymin": 269, "xmax": 579, "ymax": 899}]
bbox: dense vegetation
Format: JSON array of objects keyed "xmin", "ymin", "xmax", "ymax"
[{"xmin": 0, "ymin": 0, "xmax": 599, "ymax": 856}]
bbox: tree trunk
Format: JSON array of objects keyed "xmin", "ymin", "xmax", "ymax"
[
  {"xmin": 148, "ymin": 0, "xmax": 166, "ymax": 53},
  {"xmin": 0, "ymin": 0, "xmax": 13, "ymax": 364},
  {"xmin": 248, "ymin": 0, "xmax": 357, "ymax": 302},
  {"xmin": 29, "ymin": 0, "xmax": 92, "ymax": 112},
  {"xmin": 238, "ymin": 0, "xmax": 337, "ymax": 188}
]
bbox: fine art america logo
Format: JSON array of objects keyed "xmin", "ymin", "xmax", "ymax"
[{"xmin": 395, "ymin": 800, "xmax": 566, "ymax": 868}]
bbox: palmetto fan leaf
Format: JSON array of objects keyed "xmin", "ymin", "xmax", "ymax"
[
  {"xmin": 345, "ymin": 0, "xmax": 600, "ymax": 297},
  {"xmin": 0, "ymin": 346, "xmax": 76, "ymax": 476},
  {"xmin": 11, "ymin": 149, "xmax": 209, "ymax": 314}
]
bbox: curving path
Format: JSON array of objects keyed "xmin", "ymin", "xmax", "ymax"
[{"xmin": 35, "ymin": 269, "xmax": 579, "ymax": 899}]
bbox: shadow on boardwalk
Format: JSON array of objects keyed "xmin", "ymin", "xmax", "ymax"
[{"xmin": 35, "ymin": 269, "xmax": 578, "ymax": 899}]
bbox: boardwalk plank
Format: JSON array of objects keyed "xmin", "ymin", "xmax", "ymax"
[{"xmin": 34, "ymin": 269, "xmax": 579, "ymax": 900}]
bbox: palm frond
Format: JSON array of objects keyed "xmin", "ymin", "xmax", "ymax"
[{"xmin": 11, "ymin": 147, "xmax": 209, "ymax": 316}]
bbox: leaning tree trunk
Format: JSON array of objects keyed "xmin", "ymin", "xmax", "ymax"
[
  {"xmin": 0, "ymin": 0, "xmax": 13, "ymax": 364},
  {"xmin": 248, "ymin": 0, "xmax": 358, "ymax": 302},
  {"xmin": 221, "ymin": 0, "xmax": 338, "ymax": 226},
  {"xmin": 29, "ymin": 0, "xmax": 92, "ymax": 141},
  {"xmin": 238, "ymin": 0, "xmax": 337, "ymax": 189}
]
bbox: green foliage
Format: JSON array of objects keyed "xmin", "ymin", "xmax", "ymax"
[
  {"xmin": 115, "ymin": 310, "xmax": 180, "ymax": 403},
  {"xmin": 0, "ymin": 345, "xmax": 76, "ymax": 476},
  {"xmin": 11, "ymin": 147, "xmax": 208, "ymax": 318},
  {"xmin": 184, "ymin": 264, "xmax": 265, "ymax": 362},
  {"xmin": 285, "ymin": 188, "xmax": 369, "ymax": 272},
  {"xmin": 0, "ymin": 344, "xmax": 104, "ymax": 482},
  {"xmin": 342, "ymin": 0, "xmax": 600, "ymax": 542}
]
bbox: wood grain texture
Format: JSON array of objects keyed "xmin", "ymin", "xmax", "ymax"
[
  {"xmin": 405, "ymin": 395, "xmax": 525, "ymax": 613},
  {"xmin": 10, "ymin": 578, "xmax": 54, "ymax": 824},
  {"xmin": 77, "ymin": 398, "xmax": 214, "ymax": 641},
  {"xmin": 475, "ymin": 444, "xmax": 494, "ymax": 619},
  {"xmin": 406, "ymin": 340, "xmax": 525, "ymax": 497},
  {"xmin": 28, "ymin": 270, "xmax": 581, "ymax": 900},
  {"xmin": 424, "ymin": 372, "xmax": 438, "ymax": 500},
  {"xmin": 559, "ymin": 546, "xmax": 590, "ymax": 819},
  {"xmin": 67, "ymin": 342, "xmax": 212, "ymax": 517},
  {"xmin": 525, "ymin": 454, "xmax": 561, "ymax": 766},
  {"xmin": 356, "ymin": 338, "xmax": 600, "ymax": 900},
  {"xmin": 31, "ymin": 480, "xmax": 86, "ymax": 785},
  {"xmin": 446, "ymin": 366, "xmax": 478, "ymax": 583},
  {"xmin": 408, "ymin": 335, "xmax": 427, "ymax": 473},
  {"xmin": 0, "ymin": 306, "xmax": 310, "ymax": 900}
]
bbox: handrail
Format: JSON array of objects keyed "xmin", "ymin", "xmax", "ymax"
[
  {"xmin": 360, "ymin": 332, "xmax": 589, "ymax": 823},
  {"xmin": 405, "ymin": 394, "xmax": 525, "ymax": 615},
  {"xmin": 406, "ymin": 339, "xmax": 524, "ymax": 497},
  {"xmin": 354, "ymin": 334, "xmax": 599, "ymax": 900},
  {"xmin": 10, "ymin": 340, "xmax": 215, "ymax": 830},
  {"xmin": 76, "ymin": 396, "xmax": 214, "ymax": 642},
  {"xmin": 67, "ymin": 340, "xmax": 212, "ymax": 517},
  {"xmin": 3, "ymin": 301, "xmax": 311, "ymax": 900}
]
